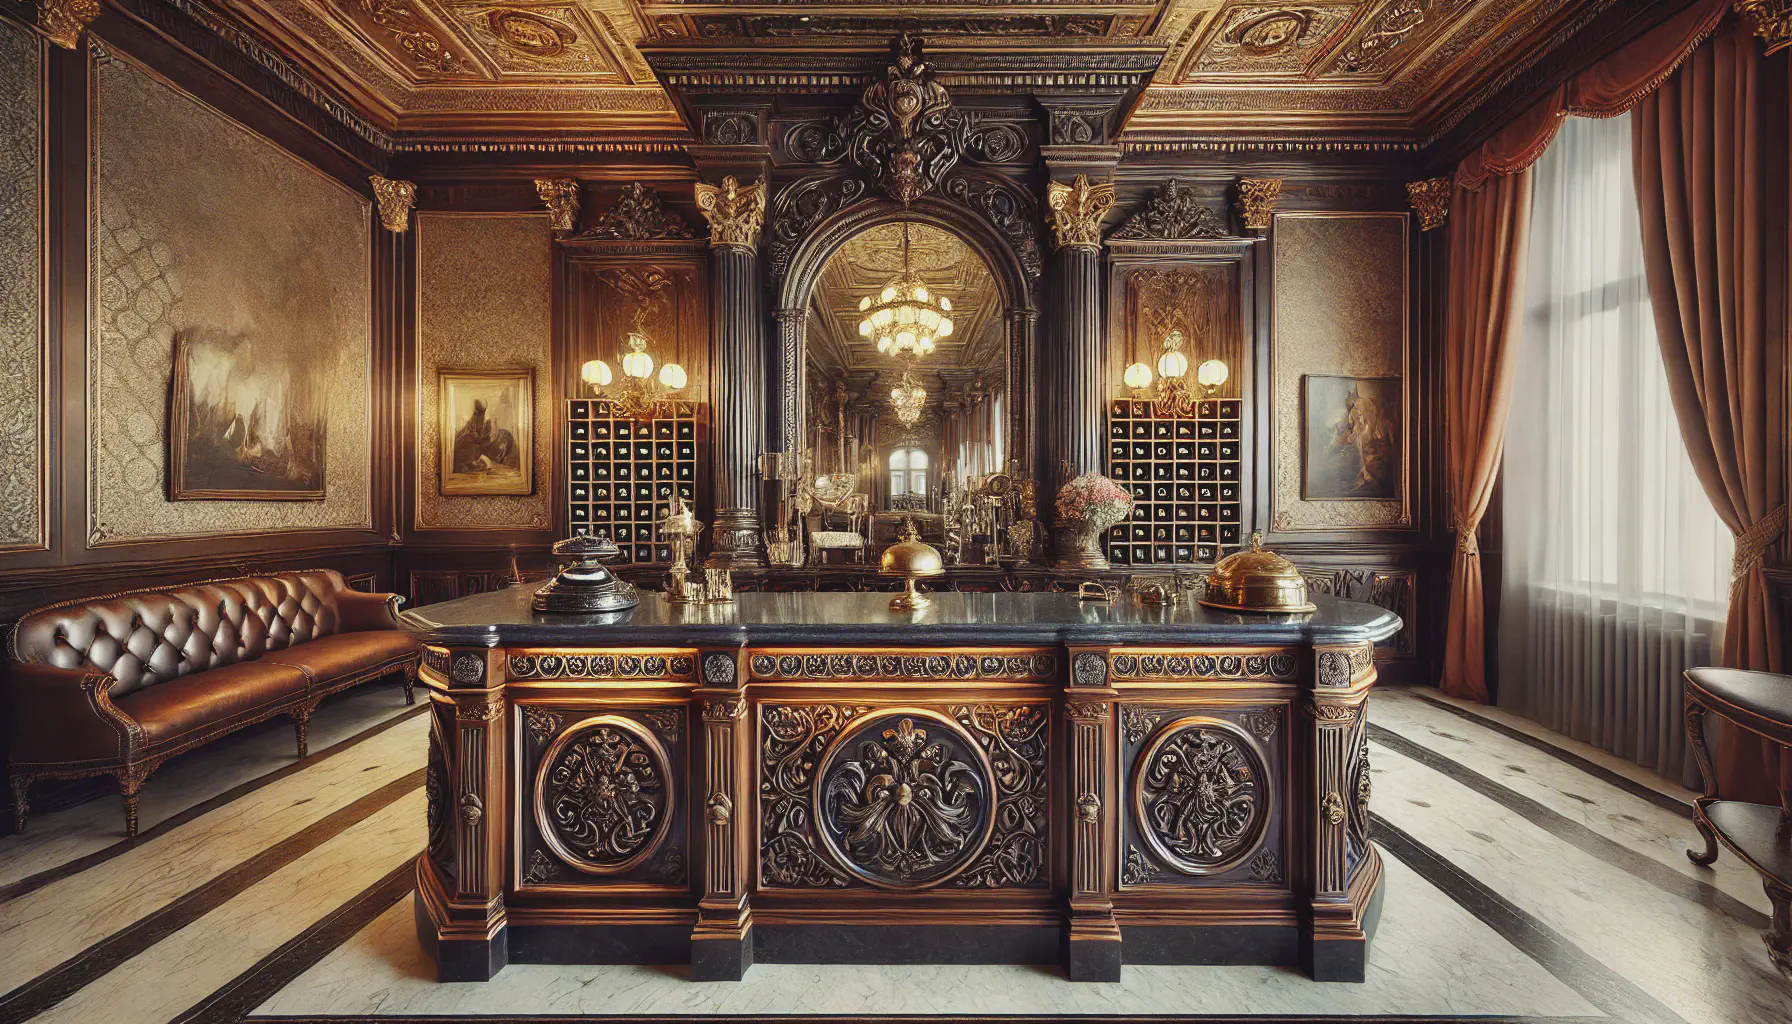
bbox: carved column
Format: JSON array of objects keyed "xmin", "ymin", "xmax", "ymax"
[
  {"xmin": 772, "ymin": 308, "xmax": 807, "ymax": 456},
  {"xmin": 692, "ymin": 649, "xmax": 753, "ymax": 979},
  {"xmin": 1042, "ymin": 175, "xmax": 1115, "ymax": 566},
  {"xmin": 1065, "ymin": 648, "xmax": 1122, "ymax": 981},
  {"xmin": 1303, "ymin": 642, "xmax": 1378, "ymax": 982},
  {"xmin": 696, "ymin": 177, "xmax": 769, "ymax": 569},
  {"xmin": 426, "ymin": 648, "xmax": 508, "ymax": 981},
  {"xmin": 1004, "ymin": 307, "xmax": 1038, "ymax": 481}
]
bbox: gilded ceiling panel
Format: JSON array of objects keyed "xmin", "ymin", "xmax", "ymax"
[
  {"xmin": 1182, "ymin": 2, "xmax": 1361, "ymax": 78},
  {"xmin": 441, "ymin": 3, "xmax": 627, "ymax": 79}
]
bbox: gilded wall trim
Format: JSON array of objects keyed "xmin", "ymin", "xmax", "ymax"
[
  {"xmin": 86, "ymin": 47, "xmax": 374, "ymax": 546},
  {"xmin": 1268, "ymin": 212, "xmax": 1411, "ymax": 533},
  {"xmin": 0, "ymin": 19, "xmax": 47, "ymax": 552},
  {"xmin": 414, "ymin": 212, "xmax": 554, "ymax": 531}
]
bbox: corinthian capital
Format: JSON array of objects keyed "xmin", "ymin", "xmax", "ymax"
[
  {"xmin": 1405, "ymin": 176, "xmax": 1451, "ymax": 232},
  {"xmin": 1045, "ymin": 175, "xmax": 1115, "ymax": 251},
  {"xmin": 534, "ymin": 178, "xmax": 581, "ymax": 233},
  {"xmin": 695, "ymin": 176, "xmax": 767, "ymax": 250},
  {"xmin": 38, "ymin": 0, "xmax": 100, "ymax": 49},
  {"xmin": 1737, "ymin": 1, "xmax": 1792, "ymax": 56},
  {"xmin": 369, "ymin": 176, "xmax": 416, "ymax": 233},
  {"xmin": 1235, "ymin": 177, "xmax": 1283, "ymax": 233}
]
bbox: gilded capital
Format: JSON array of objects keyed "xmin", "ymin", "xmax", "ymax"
[
  {"xmin": 38, "ymin": 0, "xmax": 100, "ymax": 49},
  {"xmin": 534, "ymin": 178, "xmax": 581, "ymax": 233},
  {"xmin": 369, "ymin": 176, "xmax": 416, "ymax": 233},
  {"xmin": 1737, "ymin": 1, "xmax": 1792, "ymax": 55},
  {"xmin": 1045, "ymin": 175, "xmax": 1115, "ymax": 251},
  {"xmin": 1234, "ymin": 177, "xmax": 1283, "ymax": 232},
  {"xmin": 1405, "ymin": 176, "xmax": 1451, "ymax": 231},
  {"xmin": 694, "ymin": 175, "xmax": 767, "ymax": 250}
]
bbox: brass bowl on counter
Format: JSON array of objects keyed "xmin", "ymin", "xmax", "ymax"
[
  {"xmin": 1198, "ymin": 531, "xmax": 1315, "ymax": 614},
  {"xmin": 880, "ymin": 518, "xmax": 945, "ymax": 611}
]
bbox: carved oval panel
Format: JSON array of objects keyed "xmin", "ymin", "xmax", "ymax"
[
  {"xmin": 1132, "ymin": 717, "xmax": 1271, "ymax": 876},
  {"xmin": 533, "ymin": 715, "xmax": 675, "ymax": 875},
  {"xmin": 811, "ymin": 708, "xmax": 997, "ymax": 890}
]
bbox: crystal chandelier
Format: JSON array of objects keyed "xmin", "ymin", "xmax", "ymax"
[
  {"xmin": 890, "ymin": 370, "xmax": 927, "ymax": 426},
  {"xmin": 858, "ymin": 224, "xmax": 953, "ymax": 359}
]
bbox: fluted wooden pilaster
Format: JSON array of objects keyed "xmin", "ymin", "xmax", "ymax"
[
  {"xmin": 707, "ymin": 244, "xmax": 766, "ymax": 567},
  {"xmin": 1042, "ymin": 241, "xmax": 1108, "ymax": 571}
]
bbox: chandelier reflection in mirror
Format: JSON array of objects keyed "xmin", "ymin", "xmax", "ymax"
[
  {"xmin": 890, "ymin": 370, "xmax": 927, "ymax": 425},
  {"xmin": 858, "ymin": 223, "xmax": 954, "ymax": 359},
  {"xmin": 580, "ymin": 326, "xmax": 688, "ymax": 422}
]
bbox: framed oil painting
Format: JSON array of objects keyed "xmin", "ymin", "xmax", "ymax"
[
  {"xmin": 1301, "ymin": 375, "xmax": 1402, "ymax": 501},
  {"xmin": 439, "ymin": 368, "xmax": 534, "ymax": 497},
  {"xmin": 169, "ymin": 328, "xmax": 326, "ymax": 501}
]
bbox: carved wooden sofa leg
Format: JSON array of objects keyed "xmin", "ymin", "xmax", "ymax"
[
  {"xmin": 401, "ymin": 660, "xmax": 419, "ymax": 706},
  {"xmin": 1767, "ymin": 878, "xmax": 1792, "ymax": 980},
  {"xmin": 10, "ymin": 774, "xmax": 33, "ymax": 835},
  {"xmin": 118, "ymin": 764, "xmax": 156, "ymax": 838},
  {"xmin": 294, "ymin": 708, "xmax": 312, "ymax": 758}
]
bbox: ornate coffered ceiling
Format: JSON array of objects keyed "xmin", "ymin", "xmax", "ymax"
[
  {"xmin": 808, "ymin": 222, "xmax": 1005, "ymax": 412},
  {"xmin": 192, "ymin": 0, "xmax": 1632, "ymax": 146}
]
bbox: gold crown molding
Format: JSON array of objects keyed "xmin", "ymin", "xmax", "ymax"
[
  {"xmin": 38, "ymin": 0, "xmax": 101, "ymax": 48},
  {"xmin": 391, "ymin": 139, "xmax": 687, "ymax": 154},
  {"xmin": 370, "ymin": 174, "xmax": 416, "ymax": 232},
  {"xmin": 1234, "ymin": 177, "xmax": 1282, "ymax": 233},
  {"xmin": 534, "ymin": 178, "xmax": 581, "ymax": 233},
  {"xmin": 1122, "ymin": 139, "xmax": 1422, "ymax": 153},
  {"xmin": 695, "ymin": 175, "xmax": 767, "ymax": 250},
  {"xmin": 1045, "ymin": 175, "xmax": 1115, "ymax": 251},
  {"xmin": 1405, "ymin": 177, "xmax": 1450, "ymax": 232},
  {"xmin": 1737, "ymin": 0, "xmax": 1792, "ymax": 56}
]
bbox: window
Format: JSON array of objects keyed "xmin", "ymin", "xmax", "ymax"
[{"xmin": 889, "ymin": 448, "xmax": 929, "ymax": 498}]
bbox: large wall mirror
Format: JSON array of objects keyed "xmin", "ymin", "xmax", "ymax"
[{"xmin": 798, "ymin": 219, "xmax": 1013, "ymax": 558}]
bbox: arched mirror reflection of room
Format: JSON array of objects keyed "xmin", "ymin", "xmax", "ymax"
[{"xmin": 800, "ymin": 220, "xmax": 1012, "ymax": 564}]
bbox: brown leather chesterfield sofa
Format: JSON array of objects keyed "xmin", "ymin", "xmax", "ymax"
[{"xmin": 7, "ymin": 569, "xmax": 420, "ymax": 836}]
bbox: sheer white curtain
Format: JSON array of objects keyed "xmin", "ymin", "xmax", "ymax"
[{"xmin": 1497, "ymin": 113, "xmax": 1731, "ymax": 786}]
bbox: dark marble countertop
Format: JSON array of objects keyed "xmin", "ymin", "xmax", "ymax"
[{"xmin": 400, "ymin": 584, "xmax": 1402, "ymax": 650}]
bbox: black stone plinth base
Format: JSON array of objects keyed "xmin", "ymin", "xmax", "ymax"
[
  {"xmin": 755, "ymin": 924, "xmax": 1059, "ymax": 966},
  {"xmin": 691, "ymin": 927, "xmax": 754, "ymax": 981},
  {"xmin": 1301, "ymin": 880, "xmax": 1384, "ymax": 983},
  {"xmin": 1121, "ymin": 924, "xmax": 1298, "ymax": 968},
  {"xmin": 1064, "ymin": 934, "xmax": 1121, "ymax": 982},
  {"xmin": 509, "ymin": 924, "xmax": 690, "ymax": 966},
  {"xmin": 416, "ymin": 895, "xmax": 507, "ymax": 982}
]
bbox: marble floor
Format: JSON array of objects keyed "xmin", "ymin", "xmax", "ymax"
[{"xmin": 0, "ymin": 680, "xmax": 1787, "ymax": 1024}]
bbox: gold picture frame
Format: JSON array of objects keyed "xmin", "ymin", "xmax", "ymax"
[{"xmin": 439, "ymin": 367, "xmax": 534, "ymax": 497}]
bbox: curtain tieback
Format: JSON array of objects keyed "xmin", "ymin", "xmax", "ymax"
[
  {"xmin": 1731, "ymin": 504, "xmax": 1787, "ymax": 585},
  {"xmin": 1454, "ymin": 516, "xmax": 1480, "ymax": 557}
]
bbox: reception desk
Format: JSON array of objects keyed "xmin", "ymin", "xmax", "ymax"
[{"xmin": 402, "ymin": 588, "xmax": 1399, "ymax": 983}]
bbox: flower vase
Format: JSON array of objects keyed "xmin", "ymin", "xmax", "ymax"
[{"xmin": 1053, "ymin": 520, "xmax": 1111, "ymax": 572}]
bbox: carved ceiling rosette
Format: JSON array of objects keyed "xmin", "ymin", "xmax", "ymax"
[
  {"xmin": 1234, "ymin": 177, "xmax": 1283, "ymax": 233},
  {"xmin": 369, "ymin": 175, "xmax": 416, "ymax": 233},
  {"xmin": 535, "ymin": 178, "xmax": 582, "ymax": 233},
  {"xmin": 578, "ymin": 183, "xmax": 695, "ymax": 241},
  {"xmin": 1405, "ymin": 176, "xmax": 1451, "ymax": 231},
  {"xmin": 533, "ymin": 715, "xmax": 675, "ymax": 875},
  {"xmin": 1131, "ymin": 717, "xmax": 1271, "ymax": 876},
  {"xmin": 844, "ymin": 33, "xmax": 970, "ymax": 206},
  {"xmin": 812, "ymin": 708, "xmax": 996, "ymax": 889},
  {"xmin": 695, "ymin": 175, "xmax": 768, "ymax": 250},
  {"xmin": 1045, "ymin": 175, "xmax": 1115, "ymax": 251},
  {"xmin": 1112, "ymin": 179, "xmax": 1229, "ymax": 240}
]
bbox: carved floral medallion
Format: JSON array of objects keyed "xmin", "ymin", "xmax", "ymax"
[
  {"xmin": 533, "ymin": 715, "xmax": 674, "ymax": 875},
  {"xmin": 812, "ymin": 708, "xmax": 996, "ymax": 889},
  {"xmin": 1132, "ymin": 717, "xmax": 1269, "ymax": 876}
]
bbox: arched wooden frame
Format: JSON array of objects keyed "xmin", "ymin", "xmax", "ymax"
[{"xmin": 771, "ymin": 196, "xmax": 1038, "ymax": 481}]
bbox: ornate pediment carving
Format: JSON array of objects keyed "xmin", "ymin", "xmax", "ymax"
[
  {"xmin": 578, "ymin": 184, "xmax": 695, "ymax": 241},
  {"xmin": 844, "ymin": 34, "xmax": 969, "ymax": 206},
  {"xmin": 1111, "ymin": 179, "xmax": 1228, "ymax": 240}
]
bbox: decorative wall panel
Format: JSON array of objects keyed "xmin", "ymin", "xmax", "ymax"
[
  {"xmin": 1269, "ymin": 213, "xmax": 1408, "ymax": 532},
  {"xmin": 0, "ymin": 20, "xmax": 45, "ymax": 551},
  {"xmin": 89, "ymin": 49, "xmax": 373, "ymax": 545},
  {"xmin": 416, "ymin": 212, "xmax": 553, "ymax": 530}
]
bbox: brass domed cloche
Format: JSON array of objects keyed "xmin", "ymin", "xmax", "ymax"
[
  {"xmin": 1198, "ymin": 531, "xmax": 1315, "ymax": 614},
  {"xmin": 880, "ymin": 518, "xmax": 944, "ymax": 611}
]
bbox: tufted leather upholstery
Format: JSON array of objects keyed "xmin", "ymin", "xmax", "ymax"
[
  {"xmin": 7, "ymin": 569, "xmax": 420, "ymax": 837},
  {"xmin": 13, "ymin": 570, "xmax": 346, "ymax": 696}
]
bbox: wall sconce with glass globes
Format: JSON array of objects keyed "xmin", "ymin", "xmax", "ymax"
[
  {"xmin": 1123, "ymin": 330, "xmax": 1228, "ymax": 417},
  {"xmin": 580, "ymin": 329, "xmax": 688, "ymax": 422}
]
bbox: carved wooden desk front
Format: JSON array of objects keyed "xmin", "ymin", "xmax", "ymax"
[{"xmin": 402, "ymin": 589, "xmax": 1400, "ymax": 983}]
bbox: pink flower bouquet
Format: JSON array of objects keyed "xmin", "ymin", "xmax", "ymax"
[{"xmin": 1055, "ymin": 472, "xmax": 1134, "ymax": 533}]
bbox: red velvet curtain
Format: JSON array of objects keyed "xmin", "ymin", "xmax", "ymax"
[
  {"xmin": 1437, "ymin": 0, "xmax": 1733, "ymax": 701},
  {"xmin": 1632, "ymin": 22, "xmax": 1788, "ymax": 801}
]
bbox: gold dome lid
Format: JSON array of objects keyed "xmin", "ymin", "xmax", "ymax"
[
  {"xmin": 880, "ymin": 518, "xmax": 945, "ymax": 579},
  {"xmin": 1198, "ymin": 531, "xmax": 1315, "ymax": 614}
]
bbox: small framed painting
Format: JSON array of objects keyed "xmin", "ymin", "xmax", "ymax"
[
  {"xmin": 1301, "ymin": 375, "xmax": 1402, "ymax": 501},
  {"xmin": 169, "ymin": 328, "xmax": 326, "ymax": 501},
  {"xmin": 439, "ymin": 368, "xmax": 534, "ymax": 497}
]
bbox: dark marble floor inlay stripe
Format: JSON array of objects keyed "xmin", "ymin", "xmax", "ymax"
[
  {"xmin": 246, "ymin": 1016, "xmax": 1610, "ymax": 1023},
  {"xmin": 1403, "ymin": 690, "xmax": 1693, "ymax": 817},
  {"xmin": 1367, "ymin": 723, "xmax": 1768, "ymax": 930},
  {"xmin": 0, "ymin": 700, "xmax": 426, "ymax": 906},
  {"xmin": 1372, "ymin": 813, "xmax": 1689, "ymax": 1024},
  {"xmin": 0, "ymin": 770, "xmax": 423, "ymax": 1024},
  {"xmin": 176, "ymin": 861, "xmax": 415, "ymax": 1024}
]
